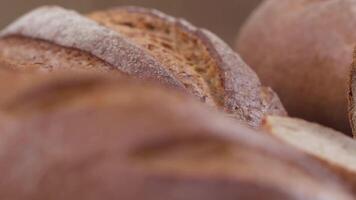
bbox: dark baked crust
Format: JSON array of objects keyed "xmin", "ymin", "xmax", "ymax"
[{"xmin": 0, "ymin": 70, "xmax": 351, "ymax": 200}]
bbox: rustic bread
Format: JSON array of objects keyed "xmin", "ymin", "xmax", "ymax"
[
  {"xmin": 237, "ymin": 0, "xmax": 356, "ymax": 133},
  {"xmin": 0, "ymin": 69, "xmax": 351, "ymax": 200},
  {"xmin": 263, "ymin": 116, "xmax": 356, "ymax": 195},
  {"xmin": 0, "ymin": 6, "xmax": 286, "ymax": 127}
]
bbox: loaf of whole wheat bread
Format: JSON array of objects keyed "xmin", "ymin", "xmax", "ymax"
[
  {"xmin": 0, "ymin": 6, "xmax": 286, "ymax": 127},
  {"xmin": 0, "ymin": 68, "xmax": 352, "ymax": 200}
]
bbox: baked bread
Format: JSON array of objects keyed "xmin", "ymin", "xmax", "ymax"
[
  {"xmin": 0, "ymin": 6, "xmax": 286, "ymax": 127},
  {"xmin": 0, "ymin": 69, "xmax": 352, "ymax": 200},
  {"xmin": 263, "ymin": 116, "xmax": 356, "ymax": 195},
  {"xmin": 237, "ymin": 0, "xmax": 355, "ymax": 133}
]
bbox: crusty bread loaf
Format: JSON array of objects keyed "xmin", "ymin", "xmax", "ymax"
[
  {"xmin": 237, "ymin": 0, "xmax": 356, "ymax": 134},
  {"xmin": 263, "ymin": 116, "xmax": 356, "ymax": 195},
  {"xmin": 0, "ymin": 69, "xmax": 351, "ymax": 200},
  {"xmin": 0, "ymin": 6, "xmax": 286, "ymax": 127}
]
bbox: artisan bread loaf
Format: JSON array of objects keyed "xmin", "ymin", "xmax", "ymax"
[
  {"xmin": 237, "ymin": 0, "xmax": 356, "ymax": 133},
  {"xmin": 0, "ymin": 6, "xmax": 286, "ymax": 127},
  {"xmin": 263, "ymin": 116, "xmax": 356, "ymax": 195},
  {"xmin": 0, "ymin": 69, "xmax": 351, "ymax": 200}
]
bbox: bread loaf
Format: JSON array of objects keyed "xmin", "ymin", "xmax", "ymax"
[
  {"xmin": 263, "ymin": 116, "xmax": 356, "ymax": 195},
  {"xmin": 237, "ymin": 0, "xmax": 355, "ymax": 133},
  {"xmin": 0, "ymin": 6, "xmax": 286, "ymax": 127},
  {"xmin": 0, "ymin": 69, "xmax": 351, "ymax": 200}
]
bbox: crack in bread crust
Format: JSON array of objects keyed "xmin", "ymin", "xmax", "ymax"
[
  {"xmin": 88, "ymin": 10, "xmax": 225, "ymax": 107},
  {"xmin": 86, "ymin": 7, "xmax": 287, "ymax": 126},
  {"xmin": 0, "ymin": 6, "xmax": 286, "ymax": 127}
]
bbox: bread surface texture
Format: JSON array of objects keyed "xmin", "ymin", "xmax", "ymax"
[
  {"xmin": 264, "ymin": 116, "xmax": 356, "ymax": 195},
  {"xmin": 0, "ymin": 6, "xmax": 286, "ymax": 127},
  {"xmin": 237, "ymin": 0, "xmax": 356, "ymax": 133},
  {"xmin": 0, "ymin": 69, "xmax": 351, "ymax": 200}
]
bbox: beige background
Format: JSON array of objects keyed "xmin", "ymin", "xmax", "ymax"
[{"xmin": 0, "ymin": 0, "xmax": 261, "ymax": 45}]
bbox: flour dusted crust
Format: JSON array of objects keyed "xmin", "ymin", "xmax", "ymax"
[
  {"xmin": 89, "ymin": 6, "xmax": 287, "ymax": 126},
  {"xmin": 196, "ymin": 29, "xmax": 285, "ymax": 123},
  {"xmin": 0, "ymin": 6, "xmax": 286, "ymax": 127},
  {"xmin": 0, "ymin": 6, "xmax": 183, "ymax": 89},
  {"xmin": 0, "ymin": 70, "xmax": 352, "ymax": 200}
]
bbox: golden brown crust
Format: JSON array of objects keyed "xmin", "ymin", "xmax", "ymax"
[
  {"xmin": 0, "ymin": 70, "xmax": 351, "ymax": 200},
  {"xmin": 0, "ymin": 36, "xmax": 117, "ymax": 73},
  {"xmin": 237, "ymin": 0, "xmax": 354, "ymax": 133},
  {"xmin": 0, "ymin": 6, "xmax": 286, "ymax": 127},
  {"xmin": 88, "ymin": 7, "xmax": 224, "ymax": 108},
  {"xmin": 88, "ymin": 6, "xmax": 287, "ymax": 127}
]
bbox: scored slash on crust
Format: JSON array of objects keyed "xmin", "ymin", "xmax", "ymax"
[{"xmin": 0, "ymin": 5, "xmax": 286, "ymax": 127}]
